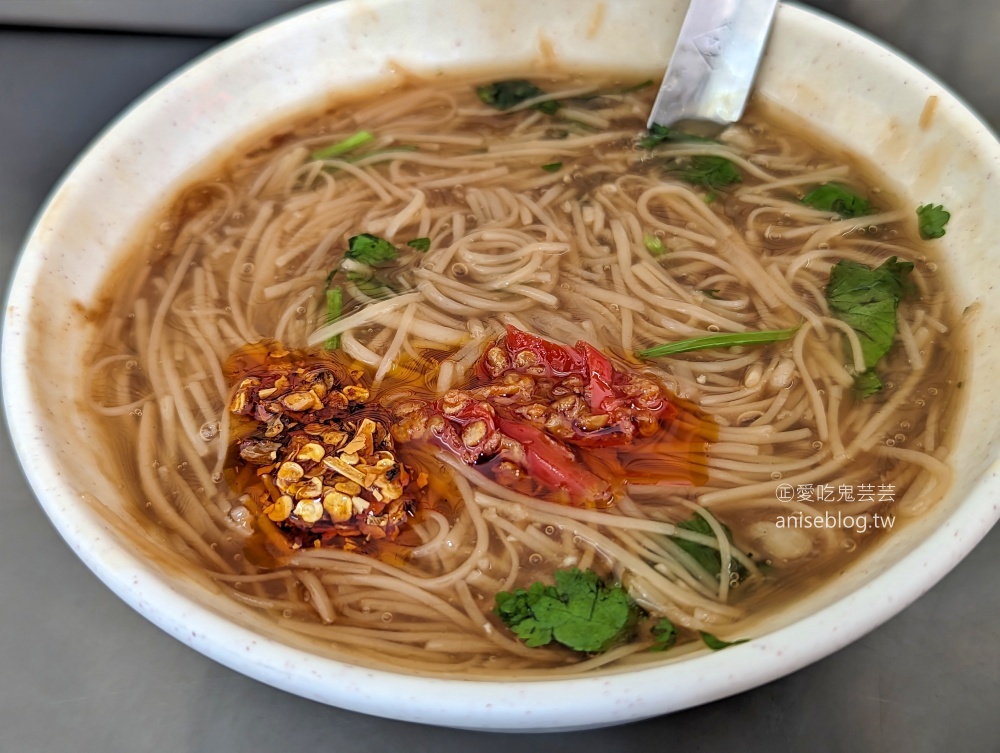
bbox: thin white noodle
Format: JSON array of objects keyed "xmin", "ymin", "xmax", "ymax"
[
  {"xmin": 307, "ymin": 292, "xmax": 421, "ymax": 344},
  {"xmin": 373, "ymin": 302, "xmax": 417, "ymax": 386},
  {"xmin": 82, "ymin": 77, "xmax": 959, "ymax": 676}
]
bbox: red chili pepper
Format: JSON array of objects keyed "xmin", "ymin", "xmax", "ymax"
[
  {"xmin": 579, "ymin": 341, "xmax": 617, "ymax": 415},
  {"xmin": 504, "ymin": 324, "xmax": 585, "ymax": 376},
  {"xmin": 497, "ymin": 418, "xmax": 611, "ymax": 503},
  {"xmin": 430, "ymin": 400, "xmax": 499, "ymax": 464}
]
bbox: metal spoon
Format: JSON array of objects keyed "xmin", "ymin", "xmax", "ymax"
[{"xmin": 648, "ymin": 0, "xmax": 779, "ymax": 132}]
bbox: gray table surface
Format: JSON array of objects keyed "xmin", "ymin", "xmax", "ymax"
[{"xmin": 2, "ymin": 3, "xmax": 999, "ymax": 751}]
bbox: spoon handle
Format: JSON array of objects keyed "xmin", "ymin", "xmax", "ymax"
[{"xmin": 648, "ymin": 0, "xmax": 779, "ymax": 129}]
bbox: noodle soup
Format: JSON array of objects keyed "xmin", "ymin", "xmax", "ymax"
[{"xmin": 84, "ymin": 76, "xmax": 963, "ymax": 676}]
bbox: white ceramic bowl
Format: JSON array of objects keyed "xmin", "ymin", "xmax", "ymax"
[{"xmin": 4, "ymin": 0, "xmax": 1000, "ymax": 732}]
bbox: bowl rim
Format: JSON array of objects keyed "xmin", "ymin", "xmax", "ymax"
[{"xmin": 3, "ymin": 0, "xmax": 1000, "ymax": 732}]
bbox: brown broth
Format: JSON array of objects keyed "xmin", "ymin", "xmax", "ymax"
[{"xmin": 78, "ymin": 75, "xmax": 966, "ymax": 674}]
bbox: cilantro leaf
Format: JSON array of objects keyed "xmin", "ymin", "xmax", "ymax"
[
  {"xmin": 638, "ymin": 123, "xmax": 717, "ymax": 149},
  {"xmin": 406, "ymin": 237, "xmax": 431, "ymax": 252},
  {"xmin": 825, "ymin": 257, "xmax": 914, "ymax": 395},
  {"xmin": 672, "ymin": 156, "xmax": 742, "ymax": 189},
  {"xmin": 542, "ymin": 162, "xmax": 563, "ymax": 172},
  {"xmin": 916, "ymin": 203, "xmax": 950, "ymax": 239},
  {"xmin": 494, "ymin": 568, "xmax": 640, "ymax": 653},
  {"xmin": 802, "ymin": 183, "xmax": 872, "ymax": 218},
  {"xmin": 476, "ymin": 80, "xmax": 560, "ymax": 114},
  {"xmin": 700, "ymin": 631, "xmax": 749, "ymax": 651},
  {"xmin": 345, "ymin": 233, "xmax": 398, "ymax": 265},
  {"xmin": 650, "ymin": 618, "xmax": 677, "ymax": 652},
  {"xmin": 853, "ymin": 369, "xmax": 883, "ymax": 398},
  {"xmin": 494, "ymin": 583, "xmax": 542, "ymax": 638},
  {"xmin": 671, "ymin": 516, "xmax": 747, "ymax": 581}
]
